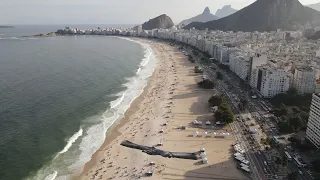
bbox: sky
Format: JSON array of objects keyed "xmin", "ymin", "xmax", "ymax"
[{"xmin": 0, "ymin": 0, "xmax": 319, "ymax": 25}]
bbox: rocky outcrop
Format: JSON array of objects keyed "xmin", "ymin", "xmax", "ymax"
[
  {"xmin": 307, "ymin": 2, "xmax": 320, "ymax": 11},
  {"xmin": 185, "ymin": 0, "xmax": 320, "ymax": 32},
  {"xmin": 23, "ymin": 32, "xmax": 57, "ymax": 38},
  {"xmin": 215, "ymin": 5, "xmax": 237, "ymax": 18},
  {"xmin": 142, "ymin": 14, "xmax": 174, "ymax": 30},
  {"xmin": 179, "ymin": 7, "xmax": 218, "ymax": 26},
  {"xmin": 0, "ymin": 26, "xmax": 14, "ymax": 28}
]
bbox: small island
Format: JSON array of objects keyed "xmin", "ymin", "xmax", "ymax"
[{"xmin": 0, "ymin": 26, "xmax": 14, "ymax": 28}]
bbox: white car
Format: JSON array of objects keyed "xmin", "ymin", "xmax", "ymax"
[{"xmin": 298, "ymin": 170, "xmax": 303, "ymax": 175}]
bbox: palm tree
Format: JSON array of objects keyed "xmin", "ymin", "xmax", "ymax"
[{"xmin": 275, "ymin": 157, "xmax": 282, "ymax": 166}]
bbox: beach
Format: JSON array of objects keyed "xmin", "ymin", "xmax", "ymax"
[{"xmin": 79, "ymin": 38, "xmax": 249, "ymax": 180}]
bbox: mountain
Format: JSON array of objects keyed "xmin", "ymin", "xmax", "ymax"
[
  {"xmin": 179, "ymin": 7, "xmax": 219, "ymax": 26},
  {"xmin": 308, "ymin": 30, "xmax": 320, "ymax": 40},
  {"xmin": 307, "ymin": 2, "xmax": 320, "ymax": 11},
  {"xmin": 185, "ymin": 0, "xmax": 320, "ymax": 32},
  {"xmin": 215, "ymin": 5, "xmax": 237, "ymax": 18},
  {"xmin": 141, "ymin": 14, "xmax": 174, "ymax": 30}
]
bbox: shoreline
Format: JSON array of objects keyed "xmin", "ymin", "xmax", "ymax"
[
  {"xmin": 77, "ymin": 38, "xmax": 249, "ymax": 180},
  {"xmin": 77, "ymin": 61, "xmax": 155, "ymax": 179},
  {"xmin": 72, "ymin": 37, "xmax": 156, "ymax": 179}
]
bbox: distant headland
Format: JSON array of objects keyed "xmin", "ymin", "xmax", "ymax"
[{"xmin": 0, "ymin": 26, "xmax": 14, "ymax": 28}]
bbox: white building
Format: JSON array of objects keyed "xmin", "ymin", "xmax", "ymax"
[
  {"xmin": 253, "ymin": 65, "xmax": 291, "ymax": 98},
  {"xmin": 249, "ymin": 54, "xmax": 270, "ymax": 90},
  {"xmin": 229, "ymin": 52, "xmax": 250, "ymax": 81},
  {"xmin": 306, "ymin": 94, "xmax": 320, "ymax": 148},
  {"xmin": 316, "ymin": 49, "xmax": 320, "ymax": 58},
  {"xmin": 292, "ymin": 67, "xmax": 316, "ymax": 94}
]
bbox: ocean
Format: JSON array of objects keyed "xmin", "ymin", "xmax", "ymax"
[{"xmin": 0, "ymin": 25, "xmax": 156, "ymax": 180}]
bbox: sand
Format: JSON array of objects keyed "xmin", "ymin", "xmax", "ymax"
[{"xmin": 78, "ymin": 39, "xmax": 250, "ymax": 180}]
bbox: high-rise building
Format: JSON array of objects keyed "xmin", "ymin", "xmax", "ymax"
[
  {"xmin": 306, "ymin": 94, "xmax": 320, "ymax": 148},
  {"xmin": 252, "ymin": 65, "xmax": 291, "ymax": 98},
  {"xmin": 135, "ymin": 25, "xmax": 143, "ymax": 35},
  {"xmin": 292, "ymin": 66, "xmax": 316, "ymax": 94}
]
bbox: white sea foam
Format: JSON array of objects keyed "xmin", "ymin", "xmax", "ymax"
[
  {"xmin": 44, "ymin": 171, "xmax": 57, "ymax": 180},
  {"xmin": 54, "ymin": 128, "xmax": 83, "ymax": 158}
]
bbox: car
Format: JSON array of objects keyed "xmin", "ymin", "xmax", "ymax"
[
  {"xmin": 263, "ymin": 161, "xmax": 267, "ymax": 166},
  {"xmin": 298, "ymin": 170, "xmax": 303, "ymax": 175},
  {"xmin": 263, "ymin": 168, "xmax": 267, "ymax": 173}
]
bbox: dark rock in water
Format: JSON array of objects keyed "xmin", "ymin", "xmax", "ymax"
[
  {"xmin": 23, "ymin": 32, "xmax": 57, "ymax": 38},
  {"xmin": 0, "ymin": 26, "xmax": 14, "ymax": 28},
  {"xmin": 141, "ymin": 14, "xmax": 174, "ymax": 30},
  {"xmin": 179, "ymin": 7, "xmax": 218, "ymax": 26},
  {"xmin": 215, "ymin": 5, "xmax": 237, "ymax": 18},
  {"xmin": 185, "ymin": 0, "xmax": 320, "ymax": 32}
]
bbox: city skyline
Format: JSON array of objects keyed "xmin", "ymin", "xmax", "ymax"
[{"xmin": 1, "ymin": 0, "xmax": 319, "ymax": 25}]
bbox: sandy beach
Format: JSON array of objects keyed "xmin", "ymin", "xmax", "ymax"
[{"xmin": 78, "ymin": 38, "xmax": 249, "ymax": 180}]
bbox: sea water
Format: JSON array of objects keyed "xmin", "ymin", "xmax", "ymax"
[{"xmin": 0, "ymin": 26, "xmax": 156, "ymax": 180}]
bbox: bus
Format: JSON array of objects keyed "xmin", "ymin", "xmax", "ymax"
[
  {"xmin": 234, "ymin": 156, "xmax": 245, "ymax": 162},
  {"xmin": 294, "ymin": 156, "xmax": 307, "ymax": 167},
  {"xmin": 273, "ymin": 136, "xmax": 280, "ymax": 144},
  {"xmin": 240, "ymin": 159, "xmax": 250, "ymax": 165},
  {"xmin": 237, "ymin": 165, "xmax": 251, "ymax": 174},
  {"xmin": 234, "ymin": 152, "xmax": 244, "ymax": 158},
  {"xmin": 284, "ymin": 151, "xmax": 292, "ymax": 161},
  {"xmin": 240, "ymin": 163, "xmax": 250, "ymax": 168}
]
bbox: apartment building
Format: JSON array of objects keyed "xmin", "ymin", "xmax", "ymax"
[
  {"xmin": 229, "ymin": 52, "xmax": 250, "ymax": 81},
  {"xmin": 253, "ymin": 65, "xmax": 291, "ymax": 98},
  {"xmin": 306, "ymin": 94, "xmax": 320, "ymax": 148},
  {"xmin": 292, "ymin": 66, "xmax": 316, "ymax": 94}
]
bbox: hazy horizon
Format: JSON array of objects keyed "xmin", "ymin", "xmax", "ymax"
[{"xmin": 1, "ymin": 0, "xmax": 319, "ymax": 25}]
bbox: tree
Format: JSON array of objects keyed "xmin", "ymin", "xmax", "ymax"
[
  {"xmin": 278, "ymin": 120, "xmax": 293, "ymax": 133},
  {"xmin": 312, "ymin": 159, "xmax": 320, "ymax": 173},
  {"xmin": 288, "ymin": 116, "xmax": 304, "ymax": 132},
  {"xmin": 288, "ymin": 136, "xmax": 298, "ymax": 143},
  {"xmin": 216, "ymin": 71, "xmax": 223, "ymax": 80},
  {"xmin": 287, "ymin": 171, "xmax": 298, "ymax": 180},
  {"xmin": 214, "ymin": 100, "xmax": 234, "ymax": 124},
  {"xmin": 292, "ymin": 106, "xmax": 300, "ymax": 113},
  {"xmin": 275, "ymin": 157, "xmax": 282, "ymax": 166},
  {"xmin": 238, "ymin": 99, "xmax": 248, "ymax": 111},
  {"xmin": 208, "ymin": 95, "xmax": 223, "ymax": 107},
  {"xmin": 197, "ymin": 79, "xmax": 214, "ymax": 89},
  {"xmin": 282, "ymin": 156, "xmax": 288, "ymax": 167}
]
